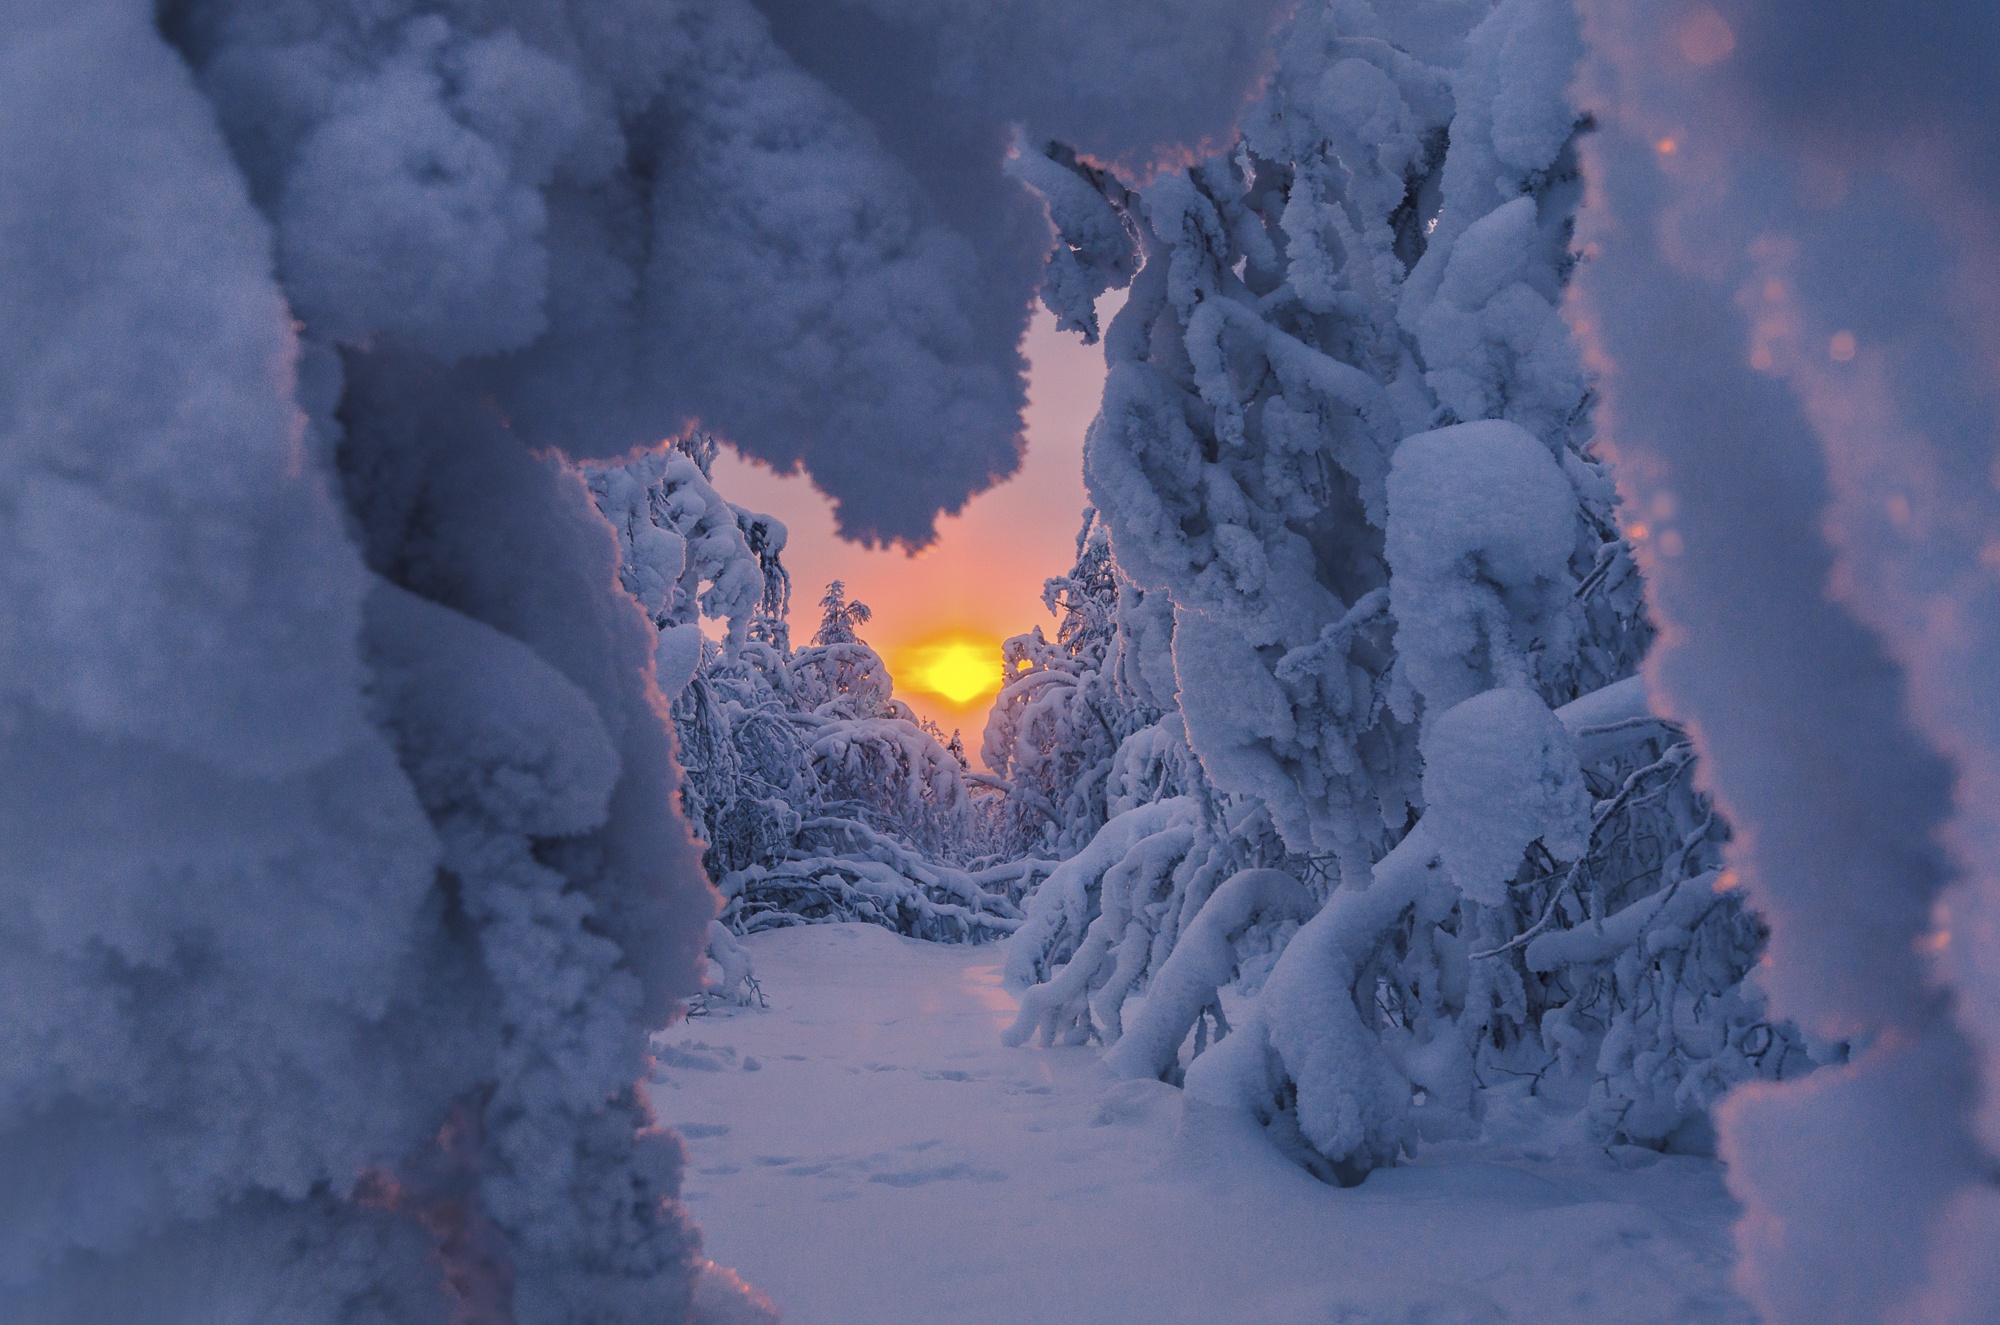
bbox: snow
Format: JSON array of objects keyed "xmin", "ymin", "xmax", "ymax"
[
  {"xmin": 1003, "ymin": 796, "xmax": 1199, "ymax": 988},
  {"xmin": 1102, "ymin": 868, "xmax": 1311, "ymax": 1083},
  {"xmin": 1181, "ymin": 820, "xmax": 1441, "ymax": 1182},
  {"xmin": 653, "ymin": 923, "xmax": 1754, "ymax": 1325},
  {"xmin": 586, "ymin": 447, "xmax": 767, "ymax": 652},
  {"xmin": 1420, "ymin": 687, "xmax": 1591, "ymax": 907},
  {"xmin": 12, "ymin": 0, "xmax": 1998, "ymax": 1315},
  {"xmin": 1572, "ymin": 2, "xmax": 2000, "ymax": 1318},
  {"xmin": 1385, "ymin": 420, "xmax": 1579, "ymax": 719}
]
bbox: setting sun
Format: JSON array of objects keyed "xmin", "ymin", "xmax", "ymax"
[{"xmin": 897, "ymin": 635, "xmax": 1003, "ymax": 708}]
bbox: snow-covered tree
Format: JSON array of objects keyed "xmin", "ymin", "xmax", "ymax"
[
  {"xmin": 812, "ymin": 580, "xmax": 873, "ymax": 646},
  {"xmin": 981, "ymin": 507, "xmax": 1167, "ymax": 857},
  {"xmin": 999, "ymin": 0, "xmax": 1802, "ymax": 1183},
  {"xmin": 585, "ymin": 453, "xmax": 1022, "ymax": 942}
]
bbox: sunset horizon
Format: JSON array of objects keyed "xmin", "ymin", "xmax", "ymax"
[
  {"xmin": 15, "ymin": 4, "xmax": 1998, "ymax": 1323},
  {"xmin": 703, "ymin": 303, "xmax": 1113, "ymax": 753}
]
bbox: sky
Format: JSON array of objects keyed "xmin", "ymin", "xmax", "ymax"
[{"xmin": 710, "ymin": 300, "xmax": 1117, "ymax": 745}]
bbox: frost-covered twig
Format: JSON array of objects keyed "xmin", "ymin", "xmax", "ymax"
[{"xmin": 1470, "ymin": 740, "xmax": 1693, "ymax": 960}]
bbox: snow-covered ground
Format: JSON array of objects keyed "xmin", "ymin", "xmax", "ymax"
[{"xmin": 649, "ymin": 925, "xmax": 1754, "ymax": 1325}]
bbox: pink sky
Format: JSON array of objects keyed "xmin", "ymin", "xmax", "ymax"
[{"xmin": 709, "ymin": 304, "xmax": 1114, "ymax": 749}]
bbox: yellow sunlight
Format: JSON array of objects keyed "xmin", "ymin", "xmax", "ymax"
[{"xmin": 898, "ymin": 635, "xmax": 1002, "ymax": 708}]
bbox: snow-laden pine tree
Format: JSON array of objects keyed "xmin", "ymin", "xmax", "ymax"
[
  {"xmin": 1000, "ymin": 0, "xmax": 1807, "ymax": 1182},
  {"xmin": 586, "ymin": 438, "xmax": 1022, "ymax": 953},
  {"xmin": 982, "ymin": 507, "xmax": 1164, "ymax": 858}
]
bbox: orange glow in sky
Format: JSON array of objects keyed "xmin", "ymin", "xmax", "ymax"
[
  {"xmin": 707, "ymin": 301, "xmax": 1117, "ymax": 750},
  {"xmin": 898, "ymin": 634, "xmax": 1004, "ymax": 708}
]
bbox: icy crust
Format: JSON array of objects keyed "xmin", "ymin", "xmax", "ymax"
[{"xmin": 997, "ymin": 0, "xmax": 1792, "ymax": 1188}]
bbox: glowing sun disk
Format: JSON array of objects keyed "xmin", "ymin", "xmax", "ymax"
[{"xmin": 901, "ymin": 636, "xmax": 1001, "ymax": 707}]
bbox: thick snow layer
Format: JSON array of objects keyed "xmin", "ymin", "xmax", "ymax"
[
  {"xmin": 1385, "ymin": 420, "xmax": 1578, "ymax": 718},
  {"xmin": 652, "ymin": 924, "xmax": 1755, "ymax": 1325},
  {"xmin": 1420, "ymin": 687, "xmax": 1591, "ymax": 906},
  {"xmin": 1573, "ymin": 3, "xmax": 2000, "ymax": 1320},
  {"xmin": 151, "ymin": 0, "xmax": 1292, "ymax": 554}
]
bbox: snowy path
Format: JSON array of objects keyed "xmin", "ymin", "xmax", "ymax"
[{"xmin": 648, "ymin": 925, "xmax": 1754, "ymax": 1325}]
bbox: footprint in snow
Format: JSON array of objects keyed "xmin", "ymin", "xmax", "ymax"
[
  {"xmin": 654, "ymin": 1041, "xmax": 736, "ymax": 1073},
  {"xmin": 1326, "ymin": 1288, "xmax": 1507, "ymax": 1325},
  {"xmin": 867, "ymin": 1163, "xmax": 1007, "ymax": 1188}
]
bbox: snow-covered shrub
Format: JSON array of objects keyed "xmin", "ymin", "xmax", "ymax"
[
  {"xmin": 696, "ymin": 921, "xmax": 764, "ymax": 1011},
  {"xmin": 991, "ymin": 506, "xmax": 1294, "ymax": 1005},
  {"xmin": 585, "ymin": 447, "xmax": 1019, "ymax": 944},
  {"xmin": 981, "ymin": 508, "xmax": 1170, "ymax": 856},
  {"xmin": 999, "ymin": 0, "xmax": 1797, "ymax": 1182},
  {"xmin": 586, "ymin": 430, "xmax": 769, "ymax": 699}
]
